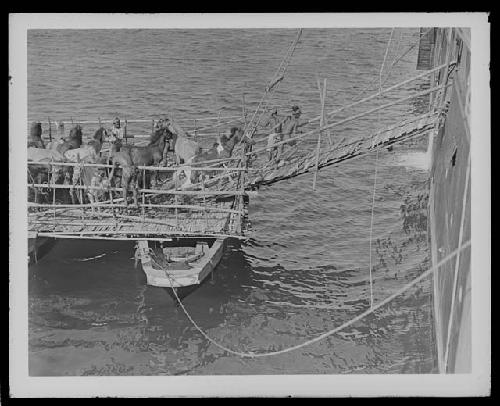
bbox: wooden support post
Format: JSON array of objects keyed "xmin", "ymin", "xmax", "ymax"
[
  {"xmin": 202, "ymin": 179, "xmax": 207, "ymax": 233},
  {"xmin": 108, "ymin": 181, "xmax": 117, "ymax": 228},
  {"xmin": 242, "ymin": 93, "xmax": 247, "ymax": 128},
  {"xmin": 316, "ymin": 80, "xmax": 333, "ymax": 146},
  {"xmin": 51, "ymin": 159, "xmax": 56, "ymax": 220},
  {"xmin": 48, "ymin": 117, "xmax": 52, "ymax": 142},
  {"xmin": 151, "ymin": 119, "xmax": 155, "ymax": 135},
  {"xmin": 78, "ymin": 161, "xmax": 84, "ymax": 220},
  {"xmin": 71, "ymin": 117, "xmax": 74, "ymax": 125},
  {"xmin": 313, "ymin": 78, "xmax": 327, "ymax": 191},
  {"xmin": 239, "ymin": 166, "xmax": 245, "ymax": 234},
  {"xmin": 174, "ymin": 170, "xmax": 179, "ymax": 229},
  {"xmin": 142, "ymin": 168, "xmax": 146, "ymax": 221},
  {"xmin": 194, "ymin": 119, "xmax": 198, "ymax": 140},
  {"xmin": 217, "ymin": 110, "xmax": 221, "ymax": 138},
  {"xmin": 125, "ymin": 119, "xmax": 128, "ymax": 144}
]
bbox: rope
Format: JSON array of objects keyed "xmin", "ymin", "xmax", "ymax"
[
  {"xmin": 443, "ymin": 149, "xmax": 471, "ymax": 370},
  {"xmin": 368, "ymin": 27, "xmax": 395, "ymax": 309},
  {"xmin": 352, "ymin": 28, "xmax": 434, "ymax": 103},
  {"xmin": 243, "ymin": 29, "xmax": 302, "ymax": 139},
  {"xmin": 152, "ymin": 240, "xmax": 470, "ymax": 359}
]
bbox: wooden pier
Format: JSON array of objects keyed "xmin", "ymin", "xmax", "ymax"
[{"xmin": 26, "ymin": 27, "xmax": 454, "ymax": 289}]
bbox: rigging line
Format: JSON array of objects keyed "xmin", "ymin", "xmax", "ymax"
[
  {"xmin": 352, "ymin": 27, "xmax": 434, "ymax": 102},
  {"xmin": 443, "ymin": 149, "xmax": 471, "ymax": 371},
  {"xmin": 368, "ymin": 27, "xmax": 395, "ymax": 310},
  {"xmin": 243, "ymin": 29, "xmax": 302, "ymax": 138},
  {"xmin": 155, "ymin": 240, "xmax": 470, "ymax": 359},
  {"xmin": 246, "ymin": 85, "xmax": 446, "ymax": 157}
]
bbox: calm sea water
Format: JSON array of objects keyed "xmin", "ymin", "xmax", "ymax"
[{"xmin": 28, "ymin": 28, "xmax": 436, "ymax": 375}]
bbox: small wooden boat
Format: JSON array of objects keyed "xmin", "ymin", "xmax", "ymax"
[
  {"xmin": 137, "ymin": 238, "xmax": 226, "ymax": 288},
  {"xmin": 28, "ymin": 233, "xmax": 56, "ymax": 265}
]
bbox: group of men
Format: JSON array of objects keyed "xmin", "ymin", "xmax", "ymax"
[
  {"xmin": 263, "ymin": 105, "xmax": 303, "ymax": 162},
  {"xmin": 106, "ymin": 105, "xmax": 303, "ymax": 163}
]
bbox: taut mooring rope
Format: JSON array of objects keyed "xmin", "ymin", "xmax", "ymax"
[
  {"xmin": 368, "ymin": 27, "xmax": 395, "ymax": 309},
  {"xmin": 153, "ymin": 240, "xmax": 470, "ymax": 359}
]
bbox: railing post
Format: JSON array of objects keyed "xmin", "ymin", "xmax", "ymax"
[
  {"xmin": 78, "ymin": 160, "xmax": 84, "ymax": 220},
  {"xmin": 48, "ymin": 117, "xmax": 52, "ymax": 142},
  {"xmin": 174, "ymin": 169, "xmax": 179, "ymax": 229},
  {"xmin": 217, "ymin": 110, "xmax": 221, "ymax": 139},
  {"xmin": 313, "ymin": 78, "xmax": 327, "ymax": 191},
  {"xmin": 142, "ymin": 168, "xmax": 146, "ymax": 221},
  {"xmin": 202, "ymin": 178, "xmax": 207, "ymax": 233},
  {"xmin": 125, "ymin": 119, "xmax": 128, "ymax": 144},
  {"xmin": 51, "ymin": 158, "xmax": 56, "ymax": 220},
  {"xmin": 242, "ymin": 93, "xmax": 247, "ymax": 128}
]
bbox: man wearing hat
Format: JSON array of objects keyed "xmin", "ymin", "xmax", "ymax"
[
  {"xmin": 263, "ymin": 107, "xmax": 284, "ymax": 161},
  {"xmin": 108, "ymin": 117, "xmax": 124, "ymax": 143},
  {"xmin": 282, "ymin": 105, "xmax": 303, "ymax": 151}
]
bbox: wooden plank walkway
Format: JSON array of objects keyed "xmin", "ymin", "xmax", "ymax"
[
  {"xmin": 28, "ymin": 201, "xmax": 234, "ymax": 238},
  {"xmin": 246, "ymin": 113, "xmax": 438, "ymax": 187}
]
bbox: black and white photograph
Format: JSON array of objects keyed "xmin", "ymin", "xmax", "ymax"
[{"xmin": 9, "ymin": 13, "xmax": 490, "ymax": 397}]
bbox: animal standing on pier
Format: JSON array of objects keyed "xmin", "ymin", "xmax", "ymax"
[
  {"xmin": 188, "ymin": 126, "xmax": 253, "ymax": 183},
  {"xmin": 46, "ymin": 124, "xmax": 83, "ymax": 155},
  {"xmin": 27, "ymin": 147, "xmax": 66, "ymax": 203},
  {"xmin": 27, "ymin": 122, "xmax": 45, "ymax": 149},
  {"xmin": 60, "ymin": 127, "xmax": 108, "ymax": 204},
  {"xmin": 110, "ymin": 126, "xmax": 169, "ymax": 189},
  {"xmin": 87, "ymin": 166, "xmax": 111, "ymax": 217},
  {"xmin": 108, "ymin": 145, "xmax": 139, "ymax": 207}
]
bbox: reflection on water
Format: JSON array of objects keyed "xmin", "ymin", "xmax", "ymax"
[{"xmin": 28, "ymin": 28, "xmax": 436, "ymax": 375}]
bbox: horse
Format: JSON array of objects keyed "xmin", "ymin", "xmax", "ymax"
[
  {"xmin": 163, "ymin": 120, "xmax": 201, "ymax": 165},
  {"xmin": 218, "ymin": 126, "xmax": 254, "ymax": 157},
  {"xmin": 188, "ymin": 126, "xmax": 255, "ymax": 184},
  {"xmin": 27, "ymin": 147, "xmax": 66, "ymax": 203},
  {"xmin": 187, "ymin": 142, "xmax": 224, "ymax": 184},
  {"xmin": 60, "ymin": 127, "xmax": 107, "ymax": 204},
  {"xmin": 28, "ymin": 122, "xmax": 44, "ymax": 148},
  {"xmin": 112, "ymin": 127, "xmax": 169, "ymax": 188},
  {"xmin": 108, "ymin": 143, "xmax": 139, "ymax": 207},
  {"xmin": 49, "ymin": 124, "xmax": 83, "ymax": 155},
  {"xmin": 87, "ymin": 164, "xmax": 112, "ymax": 217}
]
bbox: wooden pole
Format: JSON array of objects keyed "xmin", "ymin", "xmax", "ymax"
[
  {"xmin": 242, "ymin": 93, "xmax": 247, "ymax": 128},
  {"xmin": 125, "ymin": 119, "xmax": 128, "ymax": 144},
  {"xmin": 78, "ymin": 160, "xmax": 84, "ymax": 219},
  {"xmin": 316, "ymin": 81, "xmax": 333, "ymax": 146},
  {"xmin": 202, "ymin": 178, "xmax": 207, "ymax": 233},
  {"xmin": 174, "ymin": 170, "xmax": 179, "ymax": 229},
  {"xmin": 142, "ymin": 168, "xmax": 146, "ymax": 220},
  {"xmin": 217, "ymin": 110, "xmax": 222, "ymax": 139},
  {"xmin": 28, "ymin": 202, "xmax": 244, "ymax": 214},
  {"xmin": 194, "ymin": 119, "xmax": 198, "ymax": 140},
  {"xmin": 51, "ymin": 159, "xmax": 56, "ymax": 220},
  {"xmin": 36, "ymin": 231, "xmax": 248, "ymax": 241},
  {"xmin": 28, "ymin": 183, "xmax": 250, "ymax": 196},
  {"xmin": 48, "ymin": 117, "xmax": 52, "ymax": 142},
  {"xmin": 313, "ymin": 78, "xmax": 327, "ymax": 191}
]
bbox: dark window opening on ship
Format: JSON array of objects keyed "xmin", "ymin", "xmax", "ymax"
[{"xmin": 451, "ymin": 148, "xmax": 457, "ymax": 167}]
